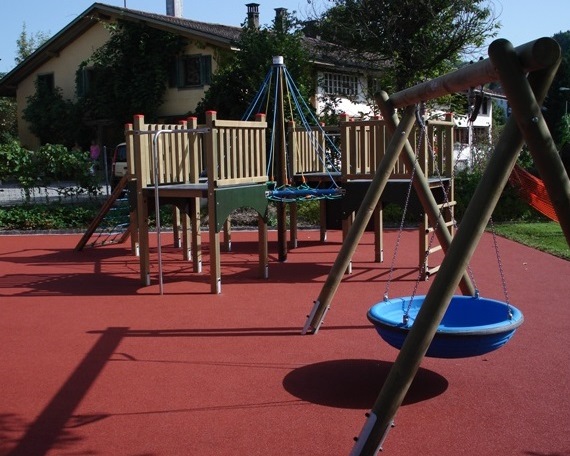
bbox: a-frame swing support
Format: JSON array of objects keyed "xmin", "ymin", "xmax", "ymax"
[{"xmin": 303, "ymin": 37, "xmax": 569, "ymax": 455}]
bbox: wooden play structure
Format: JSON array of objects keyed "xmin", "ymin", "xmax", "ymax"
[
  {"xmin": 299, "ymin": 37, "xmax": 570, "ymax": 455},
  {"xmin": 125, "ymin": 111, "xmax": 269, "ymax": 294},
  {"xmin": 96, "ymin": 55, "xmax": 454, "ymax": 294}
]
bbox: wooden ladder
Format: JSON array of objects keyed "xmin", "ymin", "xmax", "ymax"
[{"xmin": 419, "ymin": 179, "xmax": 456, "ymax": 279}]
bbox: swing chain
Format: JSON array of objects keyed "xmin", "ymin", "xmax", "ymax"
[
  {"xmin": 488, "ymin": 217, "xmax": 512, "ymax": 316},
  {"xmin": 383, "ymin": 104, "xmax": 423, "ymax": 319},
  {"xmin": 403, "ymin": 103, "xmax": 439, "ymax": 322},
  {"xmin": 405, "ymin": 103, "xmax": 487, "ymax": 322},
  {"xmin": 400, "ymin": 105, "xmax": 428, "ymax": 323}
]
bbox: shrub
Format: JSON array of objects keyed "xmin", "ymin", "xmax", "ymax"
[
  {"xmin": 0, "ymin": 141, "xmax": 100, "ymax": 201},
  {"xmin": 0, "ymin": 202, "xmax": 101, "ymax": 231},
  {"xmin": 454, "ymin": 169, "xmax": 544, "ymax": 223}
]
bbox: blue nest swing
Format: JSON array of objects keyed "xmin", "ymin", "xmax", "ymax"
[
  {"xmin": 265, "ymin": 183, "xmax": 344, "ymax": 202},
  {"xmin": 367, "ymin": 295, "xmax": 524, "ymax": 358}
]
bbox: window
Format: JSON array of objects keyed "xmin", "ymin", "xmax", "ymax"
[
  {"xmin": 321, "ymin": 72, "xmax": 358, "ymax": 96},
  {"xmin": 170, "ymin": 55, "xmax": 212, "ymax": 88},
  {"xmin": 481, "ymin": 98, "xmax": 489, "ymax": 115},
  {"xmin": 367, "ymin": 77, "xmax": 382, "ymax": 97},
  {"xmin": 76, "ymin": 67, "xmax": 99, "ymax": 98},
  {"xmin": 36, "ymin": 73, "xmax": 54, "ymax": 94}
]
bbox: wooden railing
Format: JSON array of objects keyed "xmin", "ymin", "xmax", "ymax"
[
  {"xmin": 288, "ymin": 121, "xmax": 336, "ymax": 176},
  {"xmin": 125, "ymin": 116, "xmax": 201, "ymax": 187},
  {"xmin": 205, "ymin": 112, "xmax": 268, "ymax": 187},
  {"xmin": 125, "ymin": 112, "xmax": 267, "ymax": 189},
  {"xmin": 338, "ymin": 113, "xmax": 455, "ymax": 180},
  {"xmin": 125, "ymin": 111, "xmax": 451, "ymax": 189},
  {"xmin": 340, "ymin": 116, "xmax": 394, "ymax": 179},
  {"xmin": 423, "ymin": 119, "xmax": 455, "ymax": 178}
]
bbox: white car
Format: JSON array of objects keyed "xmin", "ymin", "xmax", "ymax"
[{"xmin": 111, "ymin": 143, "xmax": 127, "ymax": 187}]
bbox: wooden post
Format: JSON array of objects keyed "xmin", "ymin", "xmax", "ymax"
[
  {"xmin": 133, "ymin": 115, "xmax": 151, "ymax": 286},
  {"xmin": 494, "ymin": 40, "xmax": 570, "ymax": 246},
  {"xmin": 258, "ymin": 215, "xmax": 269, "ymax": 279},
  {"xmin": 319, "ymin": 199, "xmax": 327, "ymax": 242},
  {"xmin": 373, "ymin": 202, "xmax": 383, "ymax": 263},
  {"xmin": 290, "ymin": 202, "xmax": 298, "ymax": 249},
  {"xmin": 177, "ymin": 119, "xmax": 191, "ymax": 259},
  {"xmin": 125, "ymin": 122, "xmax": 139, "ymax": 256},
  {"xmin": 187, "ymin": 117, "xmax": 202, "ymax": 272}
]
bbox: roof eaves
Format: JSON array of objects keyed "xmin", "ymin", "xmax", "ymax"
[{"xmin": 0, "ymin": 3, "xmax": 102, "ymax": 96}]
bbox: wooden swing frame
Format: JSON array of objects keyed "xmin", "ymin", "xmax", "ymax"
[{"xmin": 300, "ymin": 37, "xmax": 570, "ymax": 455}]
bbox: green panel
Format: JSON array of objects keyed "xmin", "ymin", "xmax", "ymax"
[{"xmin": 214, "ymin": 184, "xmax": 269, "ymax": 232}]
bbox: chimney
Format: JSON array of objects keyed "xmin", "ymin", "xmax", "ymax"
[
  {"xmin": 274, "ymin": 7, "xmax": 287, "ymax": 32},
  {"xmin": 166, "ymin": 0, "xmax": 183, "ymax": 17},
  {"xmin": 246, "ymin": 3, "xmax": 260, "ymax": 29}
]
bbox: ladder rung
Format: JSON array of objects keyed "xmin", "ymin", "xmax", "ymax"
[
  {"xmin": 426, "ymin": 221, "xmax": 454, "ymax": 233},
  {"xmin": 427, "ymin": 245, "xmax": 442, "ymax": 255},
  {"xmin": 425, "ymin": 264, "xmax": 441, "ymax": 276},
  {"xmin": 436, "ymin": 200, "xmax": 456, "ymax": 209},
  {"xmin": 428, "ymin": 181, "xmax": 449, "ymax": 188}
]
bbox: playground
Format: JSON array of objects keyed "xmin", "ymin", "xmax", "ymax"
[
  {"xmin": 1, "ymin": 36, "xmax": 570, "ymax": 455},
  {"xmin": 0, "ymin": 229, "xmax": 569, "ymax": 455}
]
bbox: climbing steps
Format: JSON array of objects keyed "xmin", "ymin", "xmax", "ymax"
[
  {"xmin": 75, "ymin": 174, "xmax": 132, "ymax": 251},
  {"xmin": 419, "ymin": 180, "xmax": 455, "ymax": 279}
]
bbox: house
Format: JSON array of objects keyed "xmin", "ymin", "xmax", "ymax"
[
  {"xmin": 0, "ymin": 1, "xmax": 381, "ymax": 150},
  {"xmin": 452, "ymin": 88, "xmax": 506, "ymax": 169}
]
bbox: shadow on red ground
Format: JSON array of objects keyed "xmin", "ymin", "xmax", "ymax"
[{"xmin": 0, "ymin": 230, "xmax": 569, "ymax": 455}]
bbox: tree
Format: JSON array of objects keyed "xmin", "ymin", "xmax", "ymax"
[
  {"xmin": 309, "ymin": 0, "xmax": 499, "ymax": 91},
  {"xmin": 194, "ymin": 10, "xmax": 312, "ymax": 120},
  {"xmin": 15, "ymin": 23, "xmax": 50, "ymax": 65},
  {"xmin": 79, "ymin": 21, "xmax": 186, "ymax": 125},
  {"xmin": 1, "ymin": 23, "xmax": 49, "ymax": 143},
  {"xmin": 0, "ymin": 90, "xmax": 17, "ymax": 142},
  {"xmin": 543, "ymin": 31, "xmax": 570, "ymax": 147},
  {"xmin": 22, "ymin": 79, "xmax": 79, "ymax": 145}
]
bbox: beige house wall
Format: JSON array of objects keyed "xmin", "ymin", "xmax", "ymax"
[
  {"xmin": 16, "ymin": 26, "xmax": 224, "ymax": 147},
  {"xmin": 16, "ymin": 24, "xmax": 110, "ymax": 148}
]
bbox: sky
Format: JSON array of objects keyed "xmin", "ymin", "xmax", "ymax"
[{"xmin": 1, "ymin": 0, "xmax": 569, "ymax": 74}]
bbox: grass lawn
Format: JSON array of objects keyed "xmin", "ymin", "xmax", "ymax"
[{"xmin": 493, "ymin": 221, "xmax": 569, "ymax": 260}]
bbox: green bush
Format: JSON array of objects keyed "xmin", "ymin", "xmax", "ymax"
[
  {"xmin": 454, "ymin": 169, "xmax": 545, "ymax": 223},
  {"xmin": 0, "ymin": 202, "xmax": 101, "ymax": 231},
  {"xmin": 0, "ymin": 141, "xmax": 100, "ymax": 201}
]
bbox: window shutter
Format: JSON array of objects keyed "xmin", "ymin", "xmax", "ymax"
[
  {"xmin": 77, "ymin": 69, "xmax": 85, "ymax": 98},
  {"xmin": 177, "ymin": 58, "xmax": 186, "ymax": 88},
  {"xmin": 201, "ymin": 55, "xmax": 212, "ymax": 85},
  {"xmin": 168, "ymin": 58, "xmax": 178, "ymax": 88}
]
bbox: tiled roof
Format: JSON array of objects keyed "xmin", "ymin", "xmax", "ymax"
[
  {"xmin": 0, "ymin": 2, "xmax": 382, "ymax": 96},
  {"xmin": 109, "ymin": 6, "xmax": 242, "ymax": 43}
]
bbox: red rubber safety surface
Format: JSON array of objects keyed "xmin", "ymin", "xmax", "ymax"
[{"xmin": 0, "ymin": 230, "xmax": 568, "ymax": 456}]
